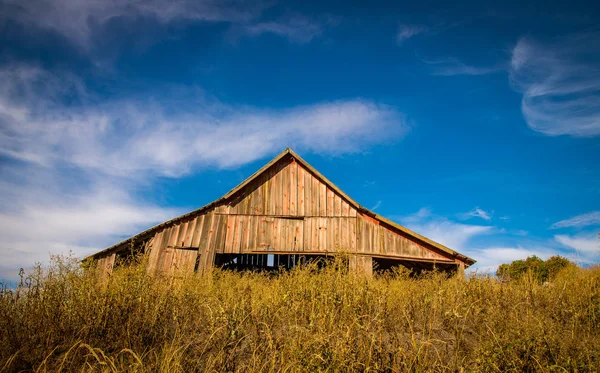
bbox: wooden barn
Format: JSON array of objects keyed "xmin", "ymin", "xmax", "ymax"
[{"xmin": 87, "ymin": 149, "xmax": 475, "ymax": 276}]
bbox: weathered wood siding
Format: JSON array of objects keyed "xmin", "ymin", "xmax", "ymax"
[
  {"xmin": 357, "ymin": 213, "xmax": 448, "ymax": 260},
  {"xmin": 144, "ymin": 210, "xmax": 226, "ymax": 275},
  {"xmin": 218, "ymin": 157, "xmax": 358, "ymax": 217},
  {"xmin": 94, "ymin": 154, "xmax": 458, "ymax": 276}
]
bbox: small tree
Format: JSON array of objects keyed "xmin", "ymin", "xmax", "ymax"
[{"xmin": 496, "ymin": 255, "xmax": 574, "ymax": 282}]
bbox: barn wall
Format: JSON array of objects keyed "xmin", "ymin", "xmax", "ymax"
[
  {"xmin": 357, "ymin": 213, "xmax": 449, "ymax": 261},
  {"xmin": 144, "ymin": 209, "xmax": 227, "ymax": 275},
  {"xmin": 219, "ymin": 215, "xmax": 357, "ymax": 254},
  {"xmin": 217, "ymin": 157, "xmax": 358, "ymax": 218},
  {"xmin": 94, "ymin": 155, "xmax": 458, "ymax": 276}
]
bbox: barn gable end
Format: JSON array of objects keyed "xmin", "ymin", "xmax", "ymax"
[{"xmin": 86, "ymin": 149, "xmax": 475, "ymax": 276}]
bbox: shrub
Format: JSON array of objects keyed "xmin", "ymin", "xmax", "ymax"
[{"xmin": 496, "ymin": 255, "xmax": 575, "ymax": 282}]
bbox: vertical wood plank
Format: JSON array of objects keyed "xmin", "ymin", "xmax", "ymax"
[
  {"xmin": 242, "ymin": 215, "xmax": 250, "ymax": 253},
  {"xmin": 341, "ymin": 217, "xmax": 348, "ymax": 251},
  {"xmin": 290, "ymin": 161, "xmax": 297, "ymax": 216},
  {"xmin": 303, "ymin": 218, "xmax": 311, "ymax": 252},
  {"xmin": 297, "ymin": 165, "xmax": 305, "ymax": 216},
  {"xmin": 311, "ymin": 173, "xmax": 319, "ymax": 216},
  {"xmin": 295, "ymin": 220, "xmax": 303, "ymax": 252},
  {"xmin": 191, "ymin": 215, "xmax": 205, "ymax": 248},
  {"xmin": 349, "ymin": 205, "xmax": 357, "ymax": 217},
  {"xmin": 349, "ymin": 217, "xmax": 357, "ymax": 251},
  {"xmin": 214, "ymin": 214, "xmax": 227, "ymax": 255},
  {"xmin": 255, "ymin": 175, "xmax": 264, "ymax": 214},
  {"xmin": 280, "ymin": 218, "xmax": 288, "ymax": 251},
  {"xmin": 319, "ymin": 217, "xmax": 327, "ymax": 252},
  {"xmin": 184, "ymin": 218, "xmax": 197, "ymax": 247},
  {"xmin": 334, "ymin": 194, "xmax": 342, "ymax": 217},
  {"xmin": 326, "ymin": 188, "xmax": 334, "ymax": 216},
  {"xmin": 282, "ymin": 162, "xmax": 290, "ymax": 215},
  {"xmin": 232, "ymin": 215, "xmax": 241, "ymax": 254},
  {"xmin": 274, "ymin": 166, "xmax": 283, "ymax": 215},
  {"xmin": 341, "ymin": 200, "xmax": 349, "ymax": 217},
  {"xmin": 168, "ymin": 225, "xmax": 181, "ymax": 248},
  {"xmin": 224, "ymin": 215, "xmax": 235, "ymax": 254},
  {"xmin": 147, "ymin": 231, "xmax": 163, "ymax": 274},
  {"xmin": 275, "ymin": 218, "xmax": 282, "ymax": 250},
  {"xmin": 303, "ymin": 167, "xmax": 311, "ymax": 216},
  {"xmin": 319, "ymin": 181, "xmax": 327, "ymax": 216},
  {"xmin": 177, "ymin": 222, "xmax": 189, "ymax": 247}
]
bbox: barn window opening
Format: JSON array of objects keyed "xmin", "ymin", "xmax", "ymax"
[
  {"xmin": 372, "ymin": 257, "xmax": 458, "ymax": 277},
  {"xmin": 214, "ymin": 253, "xmax": 333, "ymax": 272}
]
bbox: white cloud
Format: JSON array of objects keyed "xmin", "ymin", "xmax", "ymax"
[
  {"xmin": 241, "ymin": 14, "xmax": 326, "ymax": 44},
  {"xmin": 371, "ymin": 201, "xmax": 382, "ymax": 211},
  {"xmin": 398, "ymin": 208, "xmax": 493, "ymax": 252},
  {"xmin": 397, "ymin": 208, "xmax": 570, "ymax": 274},
  {"xmin": 422, "ymin": 57, "xmax": 504, "ymax": 76},
  {"xmin": 0, "ymin": 64, "xmax": 408, "ymax": 281},
  {"xmin": 555, "ymin": 234, "xmax": 599, "ymax": 261},
  {"xmin": 0, "ymin": 65, "xmax": 408, "ymax": 178},
  {"xmin": 396, "ymin": 24, "xmax": 428, "ymax": 44},
  {"xmin": 551, "ymin": 211, "xmax": 600, "ymax": 229},
  {"xmin": 510, "ymin": 33, "xmax": 600, "ymax": 137},
  {"xmin": 1, "ymin": 0, "xmax": 267, "ymax": 49},
  {"xmin": 458, "ymin": 206, "xmax": 492, "ymax": 221},
  {"xmin": 0, "ymin": 179, "xmax": 181, "ymax": 281}
]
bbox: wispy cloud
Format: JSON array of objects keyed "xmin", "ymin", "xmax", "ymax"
[
  {"xmin": 510, "ymin": 33, "xmax": 600, "ymax": 137},
  {"xmin": 458, "ymin": 206, "xmax": 493, "ymax": 221},
  {"xmin": 423, "ymin": 57, "xmax": 504, "ymax": 76},
  {"xmin": 397, "ymin": 207, "xmax": 578, "ymax": 274},
  {"xmin": 240, "ymin": 14, "xmax": 329, "ymax": 44},
  {"xmin": 0, "ymin": 184, "xmax": 180, "ymax": 280},
  {"xmin": 554, "ymin": 233, "xmax": 599, "ymax": 265},
  {"xmin": 371, "ymin": 201, "xmax": 382, "ymax": 211},
  {"xmin": 396, "ymin": 24, "xmax": 428, "ymax": 44},
  {"xmin": 555, "ymin": 234, "xmax": 598, "ymax": 257},
  {"xmin": 551, "ymin": 211, "xmax": 600, "ymax": 229},
  {"xmin": 0, "ymin": 65, "xmax": 408, "ymax": 177},
  {"xmin": 0, "ymin": 0, "xmax": 268, "ymax": 50},
  {"xmin": 398, "ymin": 208, "xmax": 493, "ymax": 253},
  {"xmin": 0, "ymin": 64, "xmax": 408, "ymax": 280}
]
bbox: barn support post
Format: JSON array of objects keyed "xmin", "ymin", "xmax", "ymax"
[
  {"xmin": 97, "ymin": 252, "xmax": 116, "ymax": 280},
  {"xmin": 456, "ymin": 260, "xmax": 466, "ymax": 279},
  {"xmin": 349, "ymin": 255, "xmax": 373, "ymax": 276}
]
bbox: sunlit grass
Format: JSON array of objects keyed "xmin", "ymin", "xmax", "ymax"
[{"xmin": 1, "ymin": 255, "xmax": 599, "ymax": 372}]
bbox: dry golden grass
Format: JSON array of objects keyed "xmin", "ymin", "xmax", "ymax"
[{"xmin": 1, "ymin": 255, "xmax": 599, "ymax": 372}]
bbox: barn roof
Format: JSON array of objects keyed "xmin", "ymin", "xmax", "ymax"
[{"xmin": 86, "ymin": 148, "xmax": 476, "ymax": 266}]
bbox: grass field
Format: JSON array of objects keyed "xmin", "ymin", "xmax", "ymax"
[{"xmin": 1, "ymin": 255, "xmax": 599, "ymax": 372}]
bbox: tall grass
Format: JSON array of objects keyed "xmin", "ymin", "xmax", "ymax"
[{"xmin": 1, "ymin": 255, "xmax": 599, "ymax": 372}]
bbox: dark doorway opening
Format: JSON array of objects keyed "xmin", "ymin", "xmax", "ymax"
[
  {"xmin": 372, "ymin": 257, "xmax": 458, "ymax": 277},
  {"xmin": 214, "ymin": 253, "xmax": 332, "ymax": 272}
]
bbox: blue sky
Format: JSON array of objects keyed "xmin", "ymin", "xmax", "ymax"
[{"xmin": 0, "ymin": 0, "xmax": 599, "ymax": 280}]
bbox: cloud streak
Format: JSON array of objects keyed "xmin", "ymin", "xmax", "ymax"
[
  {"xmin": 422, "ymin": 57, "xmax": 504, "ymax": 76},
  {"xmin": 241, "ymin": 14, "xmax": 328, "ymax": 44},
  {"xmin": 398, "ymin": 208, "xmax": 493, "ymax": 254},
  {"xmin": 551, "ymin": 211, "xmax": 600, "ymax": 229},
  {"xmin": 458, "ymin": 207, "xmax": 493, "ymax": 221},
  {"xmin": 396, "ymin": 24, "xmax": 429, "ymax": 44},
  {"xmin": 510, "ymin": 33, "xmax": 600, "ymax": 137},
  {"xmin": 0, "ymin": 0, "xmax": 267, "ymax": 49},
  {"xmin": 0, "ymin": 65, "xmax": 408, "ymax": 177}
]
